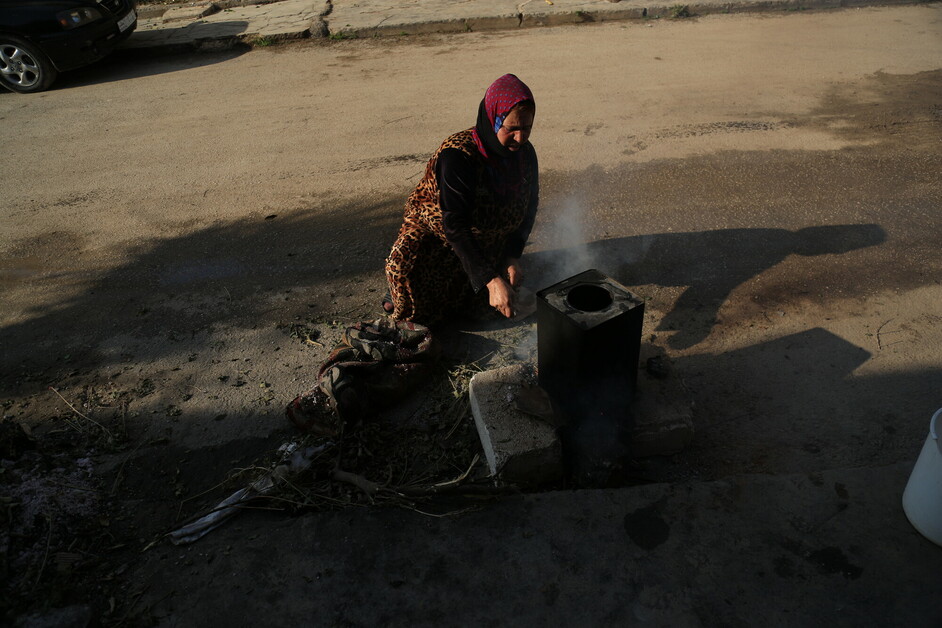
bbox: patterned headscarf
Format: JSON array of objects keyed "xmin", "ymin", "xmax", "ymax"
[
  {"xmin": 471, "ymin": 74, "xmax": 535, "ymax": 161},
  {"xmin": 470, "ymin": 74, "xmax": 535, "ymax": 202}
]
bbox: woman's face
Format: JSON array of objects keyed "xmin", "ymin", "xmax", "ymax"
[{"xmin": 496, "ymin": 107, "xmax": 534, "ymax": 151}]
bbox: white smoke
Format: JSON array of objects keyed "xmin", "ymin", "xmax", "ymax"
[
  {"xmin": 532, "ymin": 192, "xmax": 655, "ymax": 289},
  {"xmin": 510, "ymin": 190, "xmax": 655, "ymax": 362}
]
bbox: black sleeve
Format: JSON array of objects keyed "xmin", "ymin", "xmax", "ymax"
[
  {"xmin": 502, "ymin": 146, "xmax": 539, "ymax": 261},
  {"xmin": 437, "ymin": 148, "xmax": 497, "ymax": 292}
]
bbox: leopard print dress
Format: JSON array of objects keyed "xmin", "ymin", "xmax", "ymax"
[{"xmin": 385, "ymin": 129, "xmax": 535, "ymax": 326}]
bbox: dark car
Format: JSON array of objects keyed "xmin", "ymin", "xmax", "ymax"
[{"xmin": 0, "ymin": 0, "xmax": 137, "ymax": 93}]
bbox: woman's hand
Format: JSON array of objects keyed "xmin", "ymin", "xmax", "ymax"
[
  {"xmin": 505, "ymin": 259, "xmax": 523, "ymax": 287},
  {"xmin": 486, "ymin": 276, "xmax": 516, "ymax": 318}
]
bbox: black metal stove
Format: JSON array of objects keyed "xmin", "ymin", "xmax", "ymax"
[
  {"xmin": 536, "ymin": 269, "xmax": 644, "ymax": 424},
  {"xmin": 536, "ymin": 269, "xmax": 645, "ymax": 485}
]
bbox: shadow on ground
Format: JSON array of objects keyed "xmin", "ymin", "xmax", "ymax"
[
  {"xmin": 126, "ymin": 460, "xmax": 942, "ymax": 627},
  {"xmin": 89, "ymin": 326, "xmax": 938, "ymax": 581},
  {"xmin": 670, "ymin": 327, "xmax": 940, "ymax": 477},
  {"xmin": 49, "ymin": 32, "xmax": 250, "ymax": 91},
  {"xmin": 525, "ymin": 224, "xmax": 886, "ymax": 348},
  {"xmin": 0, "ymin": 214, "xmax": 888, "ymax": 393},
  {"xmin": 0, "ymin": 195, "xmax": 402, "ymax": 394},
  {"xmin": 2, "ymin": 195, "xmax": 937, "ymax": 627},
  {"xmin": 0, "ymin": 187, "xmax": 933, "ymax": 479}
]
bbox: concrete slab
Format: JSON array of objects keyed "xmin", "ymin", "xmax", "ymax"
[
  {"xmin": 127, "ymin": 19, "xmax": 251, "ymax": 51},
  {"xmin": 328, "ymin": 0, "xmax": 522, "ymax": 37},
  {"xmin": 518, "ymin": 0, "xmax": 844, "ymax": 27},
  {"xmin": 521, "ymin": 0, "xmax": 645, "ymax": 28},
  {"xmin": 126, "ymin": 0, "xmax": 326, "ymax": 51},
  {"xmin": 326, "ymin": 0, "xmax": 853, "ymax": 38},
  {"xmin": 162, "ymin": 3, "xmax": 220, "ymax": 24},
  {"xmin": 469, "ymin": 364, "xmax": 564, "ymax": 485},
  {"xmin": 122, "ymin": 0, "xmax": 934, "ymax": 51}
]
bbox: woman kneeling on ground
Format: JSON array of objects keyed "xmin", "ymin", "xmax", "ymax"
[{"xmin": 385, "ymin": 73, "xmax": 539, "ymax": 326}]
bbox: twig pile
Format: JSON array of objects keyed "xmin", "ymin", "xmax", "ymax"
[
  {"xmin": 173, "ymin": 363, "xmax": 512, "ymax": 538},
  {"xmin": 264, "ymin": 400, "xmax": 494, "ymax": 515}
]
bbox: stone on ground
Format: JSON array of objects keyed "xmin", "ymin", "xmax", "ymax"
[
  {"xmin": 469, "ymin": 360, "xmax": 695, "ymax": 484},
  {"xmin": 469, "ymin": 364, "xmax": 563, "ymax": 486}
]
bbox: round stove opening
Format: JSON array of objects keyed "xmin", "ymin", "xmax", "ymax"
[{"xmin": 566, "ymin": 284, "xmax": 613, "ymax": 312}]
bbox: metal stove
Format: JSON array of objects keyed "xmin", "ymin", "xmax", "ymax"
[{"xmin": 536, "ymin": 269, "xmax": 644, "ymax": 424}]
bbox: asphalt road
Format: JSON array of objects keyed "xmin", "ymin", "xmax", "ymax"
[{"xmin": 3, "ymin": 5, "xmax": 942, "ymax": 625}]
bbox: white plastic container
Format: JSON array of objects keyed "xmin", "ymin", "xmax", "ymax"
[{"xmin": 902, "ymin": 408, "xmax": 942, "ymax": 546}]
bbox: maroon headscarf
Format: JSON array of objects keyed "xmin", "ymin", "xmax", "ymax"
[
  {"xmin": 470, "ymin": 74, "xmax": 535, "ymax": 200},
  {"xmin": 471, "ymin": 74, "xmax": 535, "ymax": 160}
]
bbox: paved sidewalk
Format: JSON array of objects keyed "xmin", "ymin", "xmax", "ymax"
[
  {"xmin": 124, "ymin": 0, "xmax": 927, "ymax": 52},
  {"xmin": 126, "ymin": 0, "xmax": 327, "ymax": 51}
]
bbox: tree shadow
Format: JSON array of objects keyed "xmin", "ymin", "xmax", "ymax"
[
  {"xmin": 0, "ymin": 196, "xmax": 402, "ymax": 394},
  {"xmin": 666, "ymin": 327, "xmax": 940, "ymax": 475},
  {"xmin": 524, "ymin": 224, "xmax": 886, "ymax": 349}
]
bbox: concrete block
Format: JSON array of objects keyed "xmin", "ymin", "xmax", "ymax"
[
  {"xmin": 469, "ymin": 364, "xmax": 563, "ymax": 486},
  {"xmin": 470, "ymin": 356, "xmax": 694, "ymax": 485}
]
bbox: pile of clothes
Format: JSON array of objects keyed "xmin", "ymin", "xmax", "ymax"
[{"xmin": 286, "ymin": 318, "xmax": 438, "ymax": 435}]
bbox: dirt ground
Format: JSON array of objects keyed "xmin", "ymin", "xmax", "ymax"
[{"xmin": 2, "ymin": 5, "xmax": 941, "ymax": 624}]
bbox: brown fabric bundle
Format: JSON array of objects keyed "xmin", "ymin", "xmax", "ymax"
[{"xmin": 286, "ymin": 319, "xmax": 438, "ymax": 434}]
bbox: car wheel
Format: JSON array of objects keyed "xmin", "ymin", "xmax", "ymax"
[{"xmin": 0, "ymin": 36, "xmax": 58, "ymax": 94}]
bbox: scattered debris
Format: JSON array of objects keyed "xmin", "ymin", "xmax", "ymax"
[
  {"xmin": 1, "ymin": 433, "xmax": 103, "ymax": 607},
  {"xmin": 169, "ymin": 415, "xmax": 493, "ymax": 545},
  {"xmin": 169, "ymin": 441, "xmax": 335, "ymax": 544}
]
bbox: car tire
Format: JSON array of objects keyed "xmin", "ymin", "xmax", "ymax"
[{"xmin": 0, "ymin": 35, "xmax": 58, "ymax": 94}]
